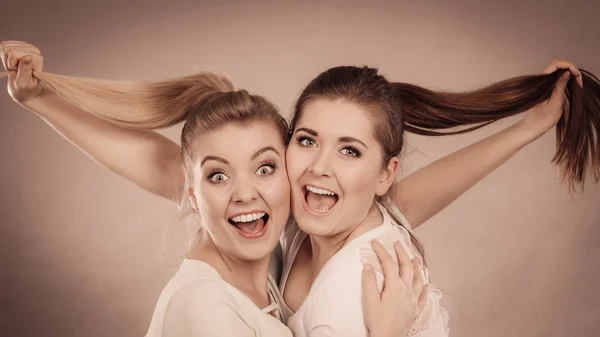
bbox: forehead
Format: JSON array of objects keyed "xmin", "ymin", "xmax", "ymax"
[
  {"xmin": 298, "ymin": 99, "xmax": 377, "ymax": 140},
  {"xmin": 193, "ymin": 121, "xmax": 284, "ymax": 161}
]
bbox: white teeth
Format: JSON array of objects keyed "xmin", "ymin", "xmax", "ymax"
[
  {"xmin": 306, "ymin": 185, "xmax": 336, "ymax": 196},
  {"xmin": 230, "ymin": 212, "xmax": 266, "ymax": 223}
]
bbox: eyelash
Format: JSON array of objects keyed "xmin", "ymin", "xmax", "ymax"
[
  {"xmin": 297, "ymin": 136, "xmax": 316, "ymax": 147},
  {"xmin": 296, "ymin": 135, "xmax": 362, "ymax": 158},
  {"xmin": 207, "ymin": 171, "xmax": 228, "ymax": 183},
  {"xmin": 256, "ymin": 161, "xmax": 278, "ymax": 176},
  {"xmin": 206, "ymin": 161, "xmax": 279, "ymax": 184},
  {"xmin": 341, "ymin": 146, "xmax": 361, "ymax": 158}
]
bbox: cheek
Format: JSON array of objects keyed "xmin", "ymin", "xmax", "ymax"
[
  {"xmin": 285, "ymin": 146, "xmax": 306, "ymax": 182},
  {"xmin": 336, "ymin": 162, "xmax": 381, "ymax": 193},
  {"xmin": 197, "ymin": 184, "xmax": 229, "ymax": 218},
  {"xmin": 262, "ymin": 173, "xmax": 291, "ymax": 207}
]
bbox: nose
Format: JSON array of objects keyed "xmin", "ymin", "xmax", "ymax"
[
  {"xmin": 232, "ymin": 179, "xmax": 259, "ymax": 204},
  {"xmin": 308, "ymin": 150, "xmax": 333, "ymax": 177}
]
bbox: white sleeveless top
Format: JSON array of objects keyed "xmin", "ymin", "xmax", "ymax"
[
  {"xmin": 145, "ymin": 256, "xmax": 291, "ymax": 337},
  {"xmin": 279, "ymin": 204, "xmax": 450, "ymax": 337}
]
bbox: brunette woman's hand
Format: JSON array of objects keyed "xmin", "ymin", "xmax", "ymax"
[{"xmin": 518, "ymin": 59, "xmax": 581, "ymax": 140}]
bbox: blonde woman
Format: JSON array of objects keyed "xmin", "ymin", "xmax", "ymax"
[{"xmin": 1, "ymin": 41, "xmax": 428, "ymax": 337}]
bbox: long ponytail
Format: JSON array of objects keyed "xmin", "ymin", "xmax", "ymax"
[
  {"xmin": 0, "ymin": 71, "xmax": 235, "ymax": 129},
  {"xmin": 393, "ymin": 69, "xmax": 600, "ymax": 189}
]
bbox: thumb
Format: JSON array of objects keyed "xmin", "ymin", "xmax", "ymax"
[
  {"xmin": 361, "ymin": 264, "xmax": 380, "ymax": 313},
  {"xmin": 15, "ymin": 55, "xmax": 34, "ymax": 90},
  {"xmin": 549, "ymin": 71, "xmax": 570, "ymax": 106}
]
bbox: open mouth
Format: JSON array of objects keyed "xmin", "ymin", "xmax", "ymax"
[
  {"xmin": 302, "ymin": 185, "xmax": 339, "ymax": 215},
  {"xmin": 228, "ymin": 212, "xmax": 270, "ymax": 239}
]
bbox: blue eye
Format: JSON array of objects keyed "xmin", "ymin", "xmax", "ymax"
[
  {"xmin": 297, "ymin": 136, "xmax": 316, "ymax": 147},
  {"xmin": 207, "ymin": 172, "xmax": 229, "ymax": 183}
]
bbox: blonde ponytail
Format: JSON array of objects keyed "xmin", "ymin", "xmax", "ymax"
[{"xmin": 1, "ymin": 71, "xmax": 234, "ymax": 129}]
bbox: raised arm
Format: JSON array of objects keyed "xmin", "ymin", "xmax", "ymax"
[
  {"xmin": 394, "ymin": 60, "xmax": 580, "ymax": 229},
  {"xmin": 1, "ymin": 41, "xmax": 184, "ymax": 205}
]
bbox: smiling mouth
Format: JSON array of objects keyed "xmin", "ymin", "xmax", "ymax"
[
  {"xmin": 228, "ymin": 212, "xmax": 270, "ymax": 239},
  {"xmin": 303, "ymin": 185, "xmax": 339, "ymax": 215}
]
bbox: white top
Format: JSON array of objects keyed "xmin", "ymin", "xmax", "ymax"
[
  {"xmin": 279, "ymin": 204, "xmax": 450, "ymax": 337},
  {"xmin": 145, "ymin": 258, "xmax": 292, "ymax": 337}
]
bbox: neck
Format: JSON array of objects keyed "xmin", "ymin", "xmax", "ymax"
[
  {"xmin": 189, "ymin": 232, "xmax": 271, "ymax": 304},
  {"xmin": 308, "ymin": 203, "xmax": 383, "ymax": 275}
]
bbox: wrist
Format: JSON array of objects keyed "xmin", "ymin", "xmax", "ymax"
[
  {"xmin": 17, "ymin": 89, "xmax": 58, "ymax": 117},
  {"xmin": 511, "ymin": 119, "xmax": 544, "ymax": 146}
]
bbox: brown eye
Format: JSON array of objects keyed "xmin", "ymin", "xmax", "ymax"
[
  {"xmin": 341, "ymin": 147, "xmax": 360, "ymax": 158},
  {"xmin": 298, "ymin": 136, "xmax": 316, "ymax": 147}
]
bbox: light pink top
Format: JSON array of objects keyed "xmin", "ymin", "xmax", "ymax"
[{"xmin": 279, "ymin": 203, "xmax": 450, "ymax": 337}]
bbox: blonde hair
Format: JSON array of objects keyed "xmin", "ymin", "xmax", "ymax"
[{"xmin": 1, "ymin": 70, "xmax": 289, "ymax": 182}]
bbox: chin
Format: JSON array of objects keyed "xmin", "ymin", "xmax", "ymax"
[{"xmin": 236, "ymin": 233, "xmax": 279, "ymax": 262}]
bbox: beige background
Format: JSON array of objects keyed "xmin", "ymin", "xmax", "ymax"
[{"xmin": 1, "ymin": 1, "xmax": 599, "ymax": 336}]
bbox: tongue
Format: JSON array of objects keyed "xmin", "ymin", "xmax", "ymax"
[
  {"xmin": 235, "ymin": 218, "xmax": 265, "ymax": 234},
  {"xmin": 306, "ymin": 191, "xmax": 337, "ymax": 212}
]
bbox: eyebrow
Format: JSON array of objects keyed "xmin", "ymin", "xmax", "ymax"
[
  {"xmin": 251, "ymin": 146, "xmax": 280, "ymax": 160},
  {"xmin": 200, "ymin": 146, "xmax": 280, "ymax": 167},
  {"xmin": 201, "ymin": 156, "xmax": 229, "ymax": 167},
  {"xmin": 295, "ymin": 127, "xmax": 368, "ymax": 149}
]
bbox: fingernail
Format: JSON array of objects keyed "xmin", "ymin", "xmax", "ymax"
[{"xmin": 363, "ymin": 264, "xmax": 373, "ymax": 271}]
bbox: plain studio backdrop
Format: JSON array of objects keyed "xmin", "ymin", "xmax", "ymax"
[{"xmin": 1, "ymin": 1, "xmax": 599, "ymax": 336}]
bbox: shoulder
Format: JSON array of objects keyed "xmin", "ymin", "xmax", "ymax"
[
  {"xmin": 167, "ymin": 278, "xmax": 236, "ymax": 311},
  {"xmin": 163, "ymin": 278, "xmax": 243, "ymax": 325},
  {"xmin": 162, "ymin": 279, "xmax": 253, "ymax": 336},
  {"xmin": 306, "ymin": 266, "xmax": 364, "ymax": 317}
]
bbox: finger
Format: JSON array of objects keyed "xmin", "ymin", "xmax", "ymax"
[
  {"xmin": 15, "ymin": 55, "xmax": 34, "ymax": 89},
  {"xmin": 0, "ymin": 41, "xmax": 36, "ymax": 50},
  {"xmin": 543, "ymin": 59, "xmax": 583, "ymax": 87},
  {"xmin": 361, "ymin": 264, "xmax": 380, "ymax": 311},
  {"xmin": 411, "ymin": 258, "xmax": 424, "ymax": 298},
  {"xmin": 7, "ymin": 51, "xmax": 18, "ymax": 71},
  {"xmin": 543, "ymin": 59, "xmax": 581, "ymax": 77},
  {"xmin": 416, "ymin": 284, "xmax": 431, "ymax": 314},
  {"xmin": 2, "ymin": 49, "xmax": 43, "ymax": 73},
  {"xmin": 0, "ymin": 47, "xmax": 7, "ymax": 71},
  {"xmin": 548, "ymin": 72, "xmax": 570, "ymax": 106},
  {"xmin": 371, "ymin": 240, "xmax": 402, "ymax": 290},
  {"xmin": 394, "ymin": 241, "xmax": 413, "ymax": 288}
]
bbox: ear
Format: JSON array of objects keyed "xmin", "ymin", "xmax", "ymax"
[
  {"xmin": 375, "ymin": 156, "xmax": 399, "ymax": 196},
  {"xmin": 187, "ymin": 186, "xmax": 199, "ymax": 211}
]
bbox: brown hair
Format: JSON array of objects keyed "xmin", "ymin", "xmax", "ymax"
[
  {"xmin": 289, "ymin": 65, "xmax": 600, "ymax": 259},
  {"xmin": 0, "ymin": 71, "xmax": 288, "ymax": 182}
]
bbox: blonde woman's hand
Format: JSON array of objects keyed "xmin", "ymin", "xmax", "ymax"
[
  {"xmin": 1, "ymin": 40, "xmax": 46, "ymax": 103},
  {"xmin": 362, "ymin": 240, "xmax": 429, "ymax": 337}
]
